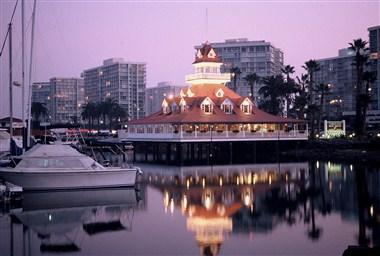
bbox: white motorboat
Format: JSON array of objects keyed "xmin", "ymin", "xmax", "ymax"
[{"xmin": 0, "ymin": 144, "xmax": 141, "ymax": 190}]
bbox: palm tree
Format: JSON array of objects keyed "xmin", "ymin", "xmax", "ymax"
[
  {"xmin": 109, "ymin": 104, "xmax": 127, "ymax": 131},
  {"xmin": 281, "ymin": 65, "xmax": 295, "ymax": 82},
  {"xmin": 315, "ymin": 83, "xmax": 331, "ymax": 136},
  {"xmin": 303, "ymin": 60, "xmax": 320, "ymax": 139},
  {"xmin": 258, "ymin": 75, "xmax": 283, "ymax": 115},
  {"xmin": 31, "ymin": 102, "xmax": 48, "ymax": 123},
  {"xmin": 81, "ymin": 102, "xmax": 96, "ymax": 129},
  {"xmin": 349, "ymin": 39, "xmax": 369, "ymax": 138},
  {"xmin": 244, "ymin": 73, "xmax": 260, "ymax": 103},
  {"xmin": 230, "ymin": 66, "xmax": 241, "ymax": 92}
]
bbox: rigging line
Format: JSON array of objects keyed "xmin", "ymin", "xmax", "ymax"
[{"xmin": 0, "ymin": 0, "xmax": 19, "ymax": 58}]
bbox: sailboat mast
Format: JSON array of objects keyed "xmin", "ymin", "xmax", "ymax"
[
  {"xmin": 21, "ymin": 0, "xmax": 26, "ymax": 149},
  {"xmin": 27, "ymin": 0, "xmax": 37, "ymax": 148},
  {"xmin": 8, "ymin": 23, "xmax": 13, "ymax": 139}
]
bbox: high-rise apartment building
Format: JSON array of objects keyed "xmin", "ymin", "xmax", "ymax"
[
  {"xmin": 314, "ymin": 49, "xmax": 357, "ymax": 120},
  {"xmin": 31, "ymin": 82, "xmax": 50, "ymax": 106},
  {"xmin": 195, "ymin": 38, "xmax": 284, "ymax": 98},
  {"xmin": 314, "ymin": 26, "xmax": 380, "ymax": 127},
  {"xmin": 145, "ymin": 82, "xmax": 184, "ymax": 116},
  {"xmin": 32, "ymin": 78, "xmax": 84, "ymax": 124},
  {"xmin": 369, "ymin": 25, "xmax": 380, "ymax": 111},
  {"xmin": 83, "ymin": 58, "xmax": 146, "ymax": 120}
]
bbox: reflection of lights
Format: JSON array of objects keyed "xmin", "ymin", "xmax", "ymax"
[
  {"xmin": 247, "ymin": 174, "xmax": 252, "ymax": 184},
  {"xmin": 48, "ymin": 214, "xmax": 52, "ymax": 221},
  {"xmin": 164, "ymin": 191, "xmax": 169, "ymax": 212},
  {"xmin": 204, "ymin": 195, "xmax": 212, "ymax": 210},
  {"xmin": 186, "ymin": 179, "xmax": 190, "ymax": 189},
  {"xmin": 268, "ymin": 175, "xmax": 272, "ymax": 185},
  {"xmin": 285, "ymin": 173, "xmax": 289, "ymax": 182},
  {"xmin": 244, "ymin": 193, "xmax": 252, "ymax": 207},
  {"xmin": 219, "ymin": 177, "xmax": 223, "ymax": 187},
  {"xmin": 328, "ymin": 161, "xmax": 331, "ymax": 168},
  {"xmin": 181, "ymin": 195, "xmax": 188, "ymax": 213},
  {"xmin": 370, "ymin": 205, "xmax": 374, "ymax": 218},
  {"xmin": 202, "ymin": 178, "xmax": 206, "ymax": 188},
  {"xmin": 236, "ymin": 177, "xmax": 240, "ymax": 185},
  {"xmin": 170, "ymin": 198, "xmax": 175, "ymax": 214},
  {"xmin": 316, "ymin": 161, "xmax": 319, "ymax": 169},
  {"xmin": 253, "ymin": 174, "xmax": 257, "ymax": 185}
]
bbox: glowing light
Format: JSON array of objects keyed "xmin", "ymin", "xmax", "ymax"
[
  {"xmin": 316, "ymin": 161, "xmax": 319, "ymax": 169},
  {"xmin": 204, "ymin": 194, "xmax": 212, "ymax": 210},
  {"xmin": 219, "ymin": 177, "xmax": 223, "ymax": 187},
  {"xmin": 268, "ymin": 175, "xmax": 272, "ymax": 185},
  {"xmin": 350, "ymin": 165, "xmax": 353, "ymax": 171},
  {"xmin": 236, "ymin": 177, "xmax": 240, "ymax": 185},
  {"xmin": 244, "ymin": 193, "xmax": 251, "ymax": 207},
  {"xmin": 202, "ymin": 178, "xmax": 206, "ymax": 188},
  {"xmin": 370, "ymin": 205, "xmax": 374, "ymax": 217},
  {"xmin": 186, "ymin": 179, "xmax": 190, "ymax": 189},
  {"xmin": 170, "ymin": 198, "xmax": 174, "ymax": 214},
  {"xmin": 253, "ymin": 174, "xmax": 257, "ymax": 185},
  {"xmin": 48, "ymin": 214, "xmax": 52, "ymax": 221},
  {"xmin": 329, "ymin": 181, "xmax": 333, "ymax": 192},
  {"xmin": 168, "ymin": 94, "xmax": 174, "ymax": 99},
  {"xmin": 181, "ymin": 195, "xmax": 188, "ymax": 213}
]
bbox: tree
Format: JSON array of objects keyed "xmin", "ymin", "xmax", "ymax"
[
  {"xmin": 109, "ymin": 104, "xmax": 127, "ymax": 131},
  {"xmin": 314, "ymin": 83, "xmax": 331, "ymax": 136},
  {"xmin": 31, "ymin": 102, "xmax": 48, "ymax": 123},
  {"xmin": 243, "ymin": 73, "xmax": 260, "ymax": 103},
  {"xmin": 349, "ymin": 39, "xmax": 369, "ymax": 138},
  {"xmin": 258, "ymin": 75, "xmax": 284, "ymax": 115},
  {"xmin": 303, "ymin": 60, "xmax": 320, "ymax": 139},
  {"xmin": 230, "ymin": 66, "xmax": 241, "ymax": 92},
  {"xmin": 281, "ymin": 65, "xmax": 298, "ymax": 117},
  {"xmin": 81, "ymin": 102, "xmax": 97, "ymax": 129}
]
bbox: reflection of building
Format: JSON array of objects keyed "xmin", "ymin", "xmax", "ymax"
[
  {"xmin": 122, "ymin": 43, "xmax": 306, "ymax": 143},
  {"xmin": 146, "ymin": 162, "xmax": 309, "ymax": 255},
  {"xmin": 194, "ymin": 39, "xmax": 284, "ymax": 98},
  {"xmin": 83, "ymin": 58, "xmax": 146, "ymax": 120},
  {"xmin": 145, "ymin": 82, "xmax": 184, "ymax": 116}
]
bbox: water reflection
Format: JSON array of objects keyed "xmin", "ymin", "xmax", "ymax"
[
  {"xmin": 1, "ymin": 188, "xmax": 141, "ymax": 255},
  {"xmin": 142, "ymin": 162, "xmax": 380, "ymax": 255},
  {"xmin": 0, "ymin": 162, "xmax": 379, "ymax": 255}
]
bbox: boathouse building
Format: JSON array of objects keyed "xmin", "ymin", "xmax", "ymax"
[
  {"xmin": 119, "ymin": 43, "xmax": 307, "ymax": 164},
  {"xmin": 120, "ymin": 43, "xmax": 307, "ymax": 143}
]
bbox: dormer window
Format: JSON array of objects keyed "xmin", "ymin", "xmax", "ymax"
[
  {"xmin": 221, "ymin": 98, "xmax": 233, "ymax": 114},
  {"xmin": 240, "ymin": 98, "xmax": 253, "ymax": 114},
  {"xmin": 162, "ymin": 99, "xmax": 171, "ymax": 114},
  {"xmin": 187, "ymin": 88, "xmax": 194, "ymax": 97},
  {"xmin": 179, "ymin": 98, "xmax": 187, "ymax": 112},
  {"xmin": 201, "ymin": 97, "xmax": 214, "ymax": 114}
]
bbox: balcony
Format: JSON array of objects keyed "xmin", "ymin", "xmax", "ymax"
[{"xmin": 185, "ymin": 73, "xmax": 231, "ymax": 84}]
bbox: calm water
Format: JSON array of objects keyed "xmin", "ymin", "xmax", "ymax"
[{"xmin": 0, "ymin": 161, "xmax": 379, "ymax": 256}]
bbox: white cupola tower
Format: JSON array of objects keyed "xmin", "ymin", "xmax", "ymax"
[{"xmin": 185, "ymin": 42, "xmax": 231, "ymax": 86}]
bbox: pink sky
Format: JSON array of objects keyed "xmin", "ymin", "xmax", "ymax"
[{"xmin": 0, "ymin": 0, "xmax": 379, "ymax": 117}]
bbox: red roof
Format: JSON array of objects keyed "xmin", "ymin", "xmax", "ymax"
[
  {"xmin": 130, "ymin": 84, "xmax": 304, "ymax": 125},
  {"xmin": 193, "ymin": 42, "xmax": 222, "ymax": 64}
]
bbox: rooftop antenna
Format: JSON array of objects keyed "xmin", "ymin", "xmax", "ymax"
[{"xmin": 205, "ymin": 8, "xmax": 208, "ymax": 42}]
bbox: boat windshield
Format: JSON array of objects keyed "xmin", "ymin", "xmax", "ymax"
[{"xmin": 18, "ymin": 157, "xmax": 86, "ymax": 169}]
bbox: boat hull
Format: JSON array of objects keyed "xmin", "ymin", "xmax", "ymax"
[{"xmin": 0, "ymin": 169, "xmax": 137, "ymax": 191}]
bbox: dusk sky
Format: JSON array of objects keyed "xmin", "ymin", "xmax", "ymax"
[{"xmin": 0, "ymin": 0, "xmax": 379, "ymax": 117}]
